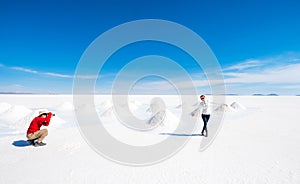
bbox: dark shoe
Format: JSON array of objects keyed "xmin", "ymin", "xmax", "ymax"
[
  {"xmin": 34, "ymin": 142, "xmax": 47, "ymax": 147},
  {"xmin": 27, "ymin": 140, "xmax": 35, "ymax": 146}
]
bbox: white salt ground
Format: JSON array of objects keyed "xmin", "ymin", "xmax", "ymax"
[{"xmin": 0, "ymin": 95, "xmax": 300, "ymax": 184}]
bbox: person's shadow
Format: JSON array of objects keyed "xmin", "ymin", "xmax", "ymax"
[
  {"xmin": 12, "ymin": 140, "xmax": 31, "ymax": 147},
  {"xmin": 160, "ymin": 133, "xmax": 204, "ymax": 136}
]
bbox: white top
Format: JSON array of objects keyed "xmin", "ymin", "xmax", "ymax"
[
  {"xmin": 191, "ymin": 99, "xmax": 212, "ymax": 116},
  {"xmin": 199, "ymin": 100, "xmax": 212, "ymax": 115}
]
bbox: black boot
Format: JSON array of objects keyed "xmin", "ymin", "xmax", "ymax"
[{"xmin": 27, "ymin": 139, "xmax": 37, "ymax": 146}]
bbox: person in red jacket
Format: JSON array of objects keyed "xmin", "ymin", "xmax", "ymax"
[{"xmin": 27, "ymin": 110, "xmax": 53, "ymax": 147}]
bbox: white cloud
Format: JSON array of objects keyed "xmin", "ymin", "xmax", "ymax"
[
  {"xmin": 43, "ymin": 72, "xmax": 73, "ymax": 78},
  {"xmin": 75, "ymin": 75, "xmax": 99, "ymax": 79},
  {"xmin": 10, "ymin": 67, "xmax": 38, "ymax": 74},
  {"xmin": 280, "ymin": 85, "xmax": 300, "ymax": 89},
  {"xmin": 221, "ymin": 52, "xmax": 300, "ymax": 86},
  {"xmin": 223, "ymin": 59, "xmax": 262, "ymax": 71},
  {"xmin": 3, "ymin": 52, "xmax": 300, "ymax": 95},
  {"xmin": 44, "ymin": 72, "xmax": 99, "ymax": 79},
  {"xmin": 5, "ymin": 65, "xmax": 100, "ymax": 80},
  {"xmin": 223, "ymin": 63, "xmax": 300, "ymax": 84},
  {"xmin": 9, "ymin": 66, "xmax": 72, "ymax": 78}
]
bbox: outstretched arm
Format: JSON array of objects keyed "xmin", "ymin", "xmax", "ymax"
[
  {"xmin": 191, "ymin": 106, "xmax": 201, "ymax": 117},
  {"xmin": 42, "ymin": 112, "xmax": 53, "ymax": 126}
]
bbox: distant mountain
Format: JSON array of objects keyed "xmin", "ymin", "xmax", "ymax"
[
  {"xmin": 267, "ymin": 93, "xmax": 279, "ymax": 96},
  {"xmin": 0, "ymin": 92, "xmax": 58, "ymax": 95},
  {"xmin": 225, "ymin": 94, "xmax": 239, "ymax": 96},
  {"xmin": 0, "ymin": 92, "xmax": 34, "ymax": 94},
  {"xmin": 252, "ymin": 93, "xmax": 279, "ymax": 96},
  {"xmin": 252, "ymin": 94, "xmax": 264, "ymax": 96}
]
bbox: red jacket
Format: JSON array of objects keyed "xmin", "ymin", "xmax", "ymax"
[{"xmin": 27, "ymin": 112, "xmax": 52, "ymax": 134}]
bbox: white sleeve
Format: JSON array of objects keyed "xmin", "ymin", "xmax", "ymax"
[{"xmin": 191, "ymin": 104, "xmax": 202, "ymax": 116}]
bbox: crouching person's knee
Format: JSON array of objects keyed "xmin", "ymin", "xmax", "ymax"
[{"xmin": 44, "ymin": 129, "xmax": 48, "ymax": 136}]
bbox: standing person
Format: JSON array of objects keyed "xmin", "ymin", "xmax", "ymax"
[
  {"xmin": 191, "ymin": 95, "xmax": 212, "ymax": 137},
  {"xmin": 26, "ymin": 110, "xmax": 53, "ymax": 147}
]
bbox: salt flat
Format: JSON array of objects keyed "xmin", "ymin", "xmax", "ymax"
[{"xmin": 0, "ymin": 95, "xmax": 300, "ymax": 184}]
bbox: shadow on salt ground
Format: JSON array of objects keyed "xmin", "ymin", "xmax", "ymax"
[
  {"xmin": 12, "ymin": 140, "xmax": 31, "ymax": 147},
  {"xmin": 159, "ymin": 133, "xmax": 204, "ymax": 136}
]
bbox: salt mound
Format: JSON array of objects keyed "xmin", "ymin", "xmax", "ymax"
[
  {"xmin": 97, "ymin": 100, "xmax": 113, "ymax": 109},
  {"xmin": 0, "ymin": 105, "xmax": 32, "ymax": 123},
  {"xmin": 13, "ymin": 111, "xmax": 36, "ymax": 134},
  {"xmin": 149, "ymin": 98, "xmax": 165, "ymax": 113},
  {"xmin": 129, "ymin": 100, "xmax": 142, "ymax": 107},
  {"xmin": 96, "ymin": 100, "xmax": 113, "ymax": 114},
  {"xmin": 146, "ymin": 98, "xmax": 166, "ymax": 126},
  {"xmin": 230, "ymin": 102, "xmax": 246, "ymax": 111},
  {"xmin": 0, "ymin": 106, "xmax": 67, "ymax": 135},
  {"xmin": 175, "ymin": 104, "xmax": 182, "ymax": 109},
  {"xmin": 100, "ymin": 106, "xmax": 114, "ymax": 117},
  {"xmin": 0, "ymin": 102, "xmax": 12, "ymax": 114},
  {"xmin": 98, "ymin": 100, "xmax": 144, "ymax": 118},
  {"xmin": 148, "ymin": 110, "xmax": 179, "ymax": 132},
  {"xmin": 176, "ymin": 103, "xmax": 189, "ymax": 109},
  {"xmin": 115, "ymin": 100, "xmax": 142, "ymax": 112},
  {"xmin": 146, "ymin": 98, "xmax": 180, "ymax": 131},
  {"xmin": 147, "ymin": 111, "xmax": 165, "ymax": 125},
  {"xmin": 55, "ymin": 102, "xmax": 75, "ymax": 111},
  {"xmin": 176, "ymin": 102, "xmax": 198, "ymax": 109},
  {"xmin": 48, "ymin": 115, "xmax": 66, "ymax": 129},
  {"xmin": 0, "ymin": 105, "xmax": 33, "ymax": 134},
  {"xmin": 214, "ymin": 104, "xmax": 237, "ymax": 112},
  {"xmin": 128, "ymin": 100, "xmax": 142, "ymax": 111}
]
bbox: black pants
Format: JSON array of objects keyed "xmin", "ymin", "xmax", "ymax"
[{"xmin": 201, "ymin": 114, "xmax": 210, "ymax": 133}]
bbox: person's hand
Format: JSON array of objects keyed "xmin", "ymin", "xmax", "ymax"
[{"xmin": 191, "ymin": 113, "xmax": 194, "ymax": 117}]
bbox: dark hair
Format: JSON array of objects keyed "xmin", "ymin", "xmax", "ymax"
[
  {"xmin": 39, "ymin": 113, "xmax": 48, "ymax": 117},
  {"xmin": 200, "ymin": 95, "xmax": 205, "ymax": 98}
]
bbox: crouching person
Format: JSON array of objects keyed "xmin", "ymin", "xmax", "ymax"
[{"xmin": 26, "ymin": 110, "xmax": 53, "ymax": 147}]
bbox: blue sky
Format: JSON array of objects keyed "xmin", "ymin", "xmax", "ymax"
[{"xmin": 0, "ymin": 0, "xmax": 300, "ymax": 95}]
